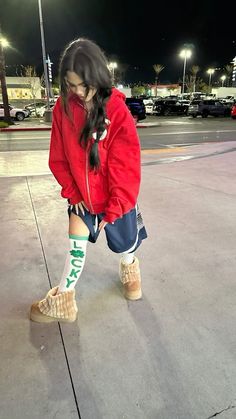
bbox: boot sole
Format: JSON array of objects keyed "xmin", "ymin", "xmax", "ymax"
[
  {"xmin": 124, "ymin": 290, "xmax": 142, "ymax": 300},
  {"xmin": 30, "ymin": 308, "xmax": 77, "ymax": 323}
]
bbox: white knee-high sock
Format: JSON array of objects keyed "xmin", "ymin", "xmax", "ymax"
[
  {"xmin": 58, "ymin": 234, "xmax": 88, "ymax": 293},
  {"xmin": 121, "ymin": 252, "xmax": 135, "ymax": 265}
]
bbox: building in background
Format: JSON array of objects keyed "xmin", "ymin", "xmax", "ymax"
[
  {"xmin": 149, "ymin": 84, "xmax": 181, "ymax": 97},
  {"xmin": 212, "ymin": 86, "xmax": 236, "ymax": 99},
  {"xmin": 116, "ymin": 85, "xmax": 132, "ymax": 97},
  {"xmin": 0, "ymin": 76, "xmax": 42, "ymax": 100}
]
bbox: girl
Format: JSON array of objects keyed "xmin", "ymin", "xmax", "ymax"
[{"xmin": 30, "ymin": 38, "xmax": 147, "ymax": 323}]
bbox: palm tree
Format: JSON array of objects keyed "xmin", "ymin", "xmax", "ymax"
[
  {"xmin": 190, "ymin": 65, "xmax": 200, "ymax": 92},
  {"xmin": 153, "ymin": 64, "xmax": 165, "ymax": 96},
  {"xmin": 224, "ymin": 64, "xmax": 234, "ymax": 87}
]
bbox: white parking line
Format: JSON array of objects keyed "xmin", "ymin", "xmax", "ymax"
[
  {"xmin": 167, "ymin": 143, "xmax": 199, "ymax": 147},
  {"xmin": 154, "ymin": 142, "xmax": 200, "ymax": 148},
  {"xmin": 147, "ymin": 129, "xmax": 236, "ymax": 136}
]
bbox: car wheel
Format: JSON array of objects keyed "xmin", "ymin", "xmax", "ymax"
[
  {"xmin": 202, "ymin": 111, "xmax": 208, "ymax": 118},
  {"xmin": 15, "ymin": 112, "xmax": 25, "ymax": 121},
  {"xmin": 232, "ymin": 116, "xmax": 236, "ymax": 120},
  {"xmin": 192, "ymin": 115, "xmax": 197, "ymax": 118}
]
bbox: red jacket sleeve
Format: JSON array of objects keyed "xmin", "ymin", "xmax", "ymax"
[
  {"xmin": 103, "ymin": 102, "xmax": 141, "ymax": 223},
  {"xmin": 49, "ymin": 99, "xmax": 82, "ymax": 204}
]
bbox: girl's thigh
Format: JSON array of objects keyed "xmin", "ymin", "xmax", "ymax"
[{"xmin": 69, "ymin": 212, "xmax": 90, "ymax": 236}]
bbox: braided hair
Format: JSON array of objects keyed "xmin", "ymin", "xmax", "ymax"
[{"xmin": 59, "ymin": 38, "xmax": 112, "ymax": 169}]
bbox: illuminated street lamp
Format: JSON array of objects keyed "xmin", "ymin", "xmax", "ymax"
[
  {"xmin": 179, "ymin": 49, "xmax": 192, "ymax": 94},
  {"xmin": 0, "ymin": 30, "xmax": 11, "ymax": 124},
  {"xmin": 37, "ymin": 0, "xmax": 51, "ymax": 115},
  {"xmin": 207, "ymin": 68, "xmax": 215, "ymax": 91},
  {"xmin": 220, "ymin": 75, "xmax": 226, "ymax": 87},
  {"xmin": 108, "ymin": 62, "xmax": 117, "ymax": 85},
  {"xmin": 1, "ymin": 38, "xmax": 9, "ymax": 48}
]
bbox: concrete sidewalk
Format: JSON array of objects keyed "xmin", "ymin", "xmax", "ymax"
[{"xmin": 0, "ymin": 146, "xmax": 236, "ymax": 419}]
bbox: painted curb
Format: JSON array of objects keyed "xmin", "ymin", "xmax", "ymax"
[{"xmin": 0, "ymin": 127, "xmax": 51, "ymax": 132}]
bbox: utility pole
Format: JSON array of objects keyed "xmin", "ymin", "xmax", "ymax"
[
  {"xmin": 0, "ymin": 25, "xmax": 11, "ymax": 124},
  {"xmin": 37, "ymin": 0, "xmax": 50, "ymax": 111}
]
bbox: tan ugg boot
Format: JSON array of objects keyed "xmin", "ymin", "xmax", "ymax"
[
  {"xmin": 30, "ymin": 286, "xmax": 78, "ymax": 323},
  {"xmin": 119, "ymin": 257, "xmax": 142, "ymax": 300}
]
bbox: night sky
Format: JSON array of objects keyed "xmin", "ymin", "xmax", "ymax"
[{"xmin": 1, "ymin": 0, "xmax": 236, "ymax": 84}]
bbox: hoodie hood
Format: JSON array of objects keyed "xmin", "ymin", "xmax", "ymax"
[
  {"xmin": 106, "ymin": 87, "xmax": 126, "ymax": 115},
  {"xmin": 68, "ymin": 87, "xmax": 125, "ymax": 106},
  {"xmin": 110, "ymin": 87, "xmax": 126, "ymax": 102}
]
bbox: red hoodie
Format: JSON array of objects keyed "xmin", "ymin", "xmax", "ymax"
[{"xmin": 49, "ymin": 88, "xmax": 141, "ymax": 223}]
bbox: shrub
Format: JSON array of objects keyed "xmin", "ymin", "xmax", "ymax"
[{"xmin": 0, "ymin": 121, "xmax": 9, "ymax": 128}]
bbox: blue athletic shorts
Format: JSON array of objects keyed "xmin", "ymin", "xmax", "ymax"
[{"xmin": 68, "ymin": 204, "xmax": 147, "ymax": 254}]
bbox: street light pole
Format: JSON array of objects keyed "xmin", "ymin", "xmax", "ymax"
[
  {"xmin": 0, "ymin": 27, "xmax": 11, "ymax": 124},
  {"xmin": 182, "ymin": 55, "xmax": 187, "ymax": 94},
  {"xmin": 179, "ymin": 49, "xmax": 192, "ymax": 94},
  {"xmin": 209, "ymin": 73, "xmax": 212, "ymax": 88},
  {"xmin": 220, "ymin": 75, "xmax": 226, "ymax": 87},
  {"xmin": 37, "ymin": 0, "xmax": 50, "ymax": 110},
  {"xmin": 207, "ymin": 68, "xmax": 215, "ymax": 92}
]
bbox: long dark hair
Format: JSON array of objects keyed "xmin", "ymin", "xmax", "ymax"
[{"xmin": 59, "ymin": 38, "xmax": 112, "ymax": 169}]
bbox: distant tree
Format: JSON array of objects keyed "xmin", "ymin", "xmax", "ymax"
[
  {"xmin": 224, "ymin": 64, "xmax": 234, "ymax": 87},
  {"xmin": 153, "ymin": 64, "xmax": 165, "ymax": 82},
  {"xmin": 184, "ymin": 66, "xmax": 200, "ymax": 92},
  {"xmin": 190, "ymin": 65, "xmax": 200, "ymax": 92},
  {"xmin": 184, "ymin": 76, "xmax": 191, "ymax": 92},
  {"xmin": 131, "ymin": 86, "xmax": 146, "ymax": 97},
  {"xmin": 23, "ymin": 65, "xmax": 40, "ymax": 100},
  {"xmin": 153, "ymin": 64, "xmax": 165, "ymax": 95},
  {"xmin": 185, "ymin": 75, "xmax": 208, "ymax": 93},
  {"xmin": 195, "ymin": 78, "xmax": 208, "ymax": 93},
  {"xmin": 52, "ymin": 75, "xmax": 60, "ymax": 95}
]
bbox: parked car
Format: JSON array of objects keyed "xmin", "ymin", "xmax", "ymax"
[
  {"xmin": 178, "ymin": 99, "xmax": 190, "ymax": 106},
  {"xmin": 231, "ymin": 104, "xmax": 236, "ymax": 119},
  {"xmin": 153, "ymin": 99, "xmax": 189, "ymax": 116},
  {"xmin": 125, "ymin": 98, "xmax": 146, "ymax": 121},
  {"xmin": 145, "ymin": 103, "xmax": 154, "ymax": 115},
  {"xmin": 0, "ymin": 104, "xmax": 30, "ymax": 121},
  {"xmin": 34, "ymin": 103, "xmax": 55, "ymax": 117},
  {"xmin": 24, "ymin": 101, "xmax": 46, "ymax": 116},
  {"xmin": 188, "ymin": 99, "xmax": 231, "ymax": 118},
  {"xmin": 142, "ymin": 97, "xmax": 153, "ymax": 105},
  {"xmin": 220, "ymin": 96, "xmax": 236, "ymax": 104},
  {"xmin": 25, "ymin": 100, "xmax": 55, "ymax": 117}
]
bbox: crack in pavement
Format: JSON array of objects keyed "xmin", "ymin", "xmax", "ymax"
[{"xmin": 207, "ymin": 403, "xmax": 236, "ymax": 418}]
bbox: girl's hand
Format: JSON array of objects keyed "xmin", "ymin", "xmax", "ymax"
[
  {"xmin": 74, "ymin": 201, "xmax": 88, "ymax": 216},
  {"xmin": 98, "ymin": 220, "xmax": 108, "ymax": 231}
]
